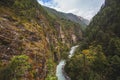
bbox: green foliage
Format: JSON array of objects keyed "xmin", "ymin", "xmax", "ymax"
[
  {"xmin": 45, "ymin": 59, "xmax": 57, "ymax": 80},
  {"xmin": 85, "ymin": 0, "xmax": 120, "ymax": 56},
  {"xmin": 45, "ymin": 76, "xmax": 57, "ymax": 80},
  {"xmin": 105, "ymin": 55, "xmax": 120, "ymax": 80},
  {"xmin": 0, "ymin": 0, "xmax": 14, "ymax": 6},
  {"xmin": 0, "ymin": 65, "xmax": 12, "ymax": 80},
  {"xmin": 10, "ymin": 55, "xmax": 30, "ymax": 79},
  {"xmin": 66, "ymin": 0, "xmax": 120, "ymax": 79},
  {"xmin": 65, "ymin": 45, "xmax": 119, "ymax": 80},
  {"xmin": 12, "ymin": 0, "xmax": 38, "ymax": 20},
  {"xmin": 0, "ymin": 55, "xmax": 30, "ymax": 80},
  {"xmin": 107, "ymin": 38, "xmax": 120, "ymax": 56},
  {"xmin": 65, "ymin": 54, "xmax": 84, "ymax": 80}
]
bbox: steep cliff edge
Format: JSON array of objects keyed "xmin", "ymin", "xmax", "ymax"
[{"xmin": 0, "ymin": 0, "xmax": 83, "ymax": 80}]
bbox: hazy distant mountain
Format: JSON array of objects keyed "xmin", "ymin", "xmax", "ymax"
[{"xmin": 43, "ymin": 6, "xmax": 89, "ymax": 26}]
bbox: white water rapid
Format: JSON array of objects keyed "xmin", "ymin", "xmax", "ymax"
[{"xmin": 56, "ymin": 45, "xmax": 79, "ymax": 80}]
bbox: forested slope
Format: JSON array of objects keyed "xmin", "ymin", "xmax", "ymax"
[{"xmin": 65, "ymin": 0, "xmax": 120, "ymax": 80}]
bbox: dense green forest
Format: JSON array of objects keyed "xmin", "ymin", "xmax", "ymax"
[{"xmin": 65, "ymin": 0, "xmax": 120, "ymax": 80}]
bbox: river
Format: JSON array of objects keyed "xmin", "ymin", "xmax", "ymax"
[{"xmin": 56, "ymin": 45, "xmax": 79, "ymax": 80}]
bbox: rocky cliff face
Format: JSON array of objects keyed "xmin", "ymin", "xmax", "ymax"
[{"xmin": 0, "ymin": 0, "xmax": 83, "ymax": 80}]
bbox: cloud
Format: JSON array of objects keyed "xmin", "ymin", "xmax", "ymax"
[
  {"xmin": 38, "ymin": 0, "xmax": 105, "ymax": 20},
  {"xmin": 38, "ymin": 0, "xmax": 53, "ymax": 7}
]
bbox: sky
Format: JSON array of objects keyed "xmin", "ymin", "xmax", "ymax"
[{"xmin": 38, "ymin": 0, "xmax": 105, "ymax": 20}]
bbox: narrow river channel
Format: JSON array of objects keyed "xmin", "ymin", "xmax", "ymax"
[{"xmin": 56, "ymin": 45, "xmax": 79, "ymax": 80}]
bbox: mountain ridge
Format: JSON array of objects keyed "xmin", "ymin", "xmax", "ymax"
[{"xmin": 43, "ymin": 6, "xmax": 89, "ymax": 26}]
